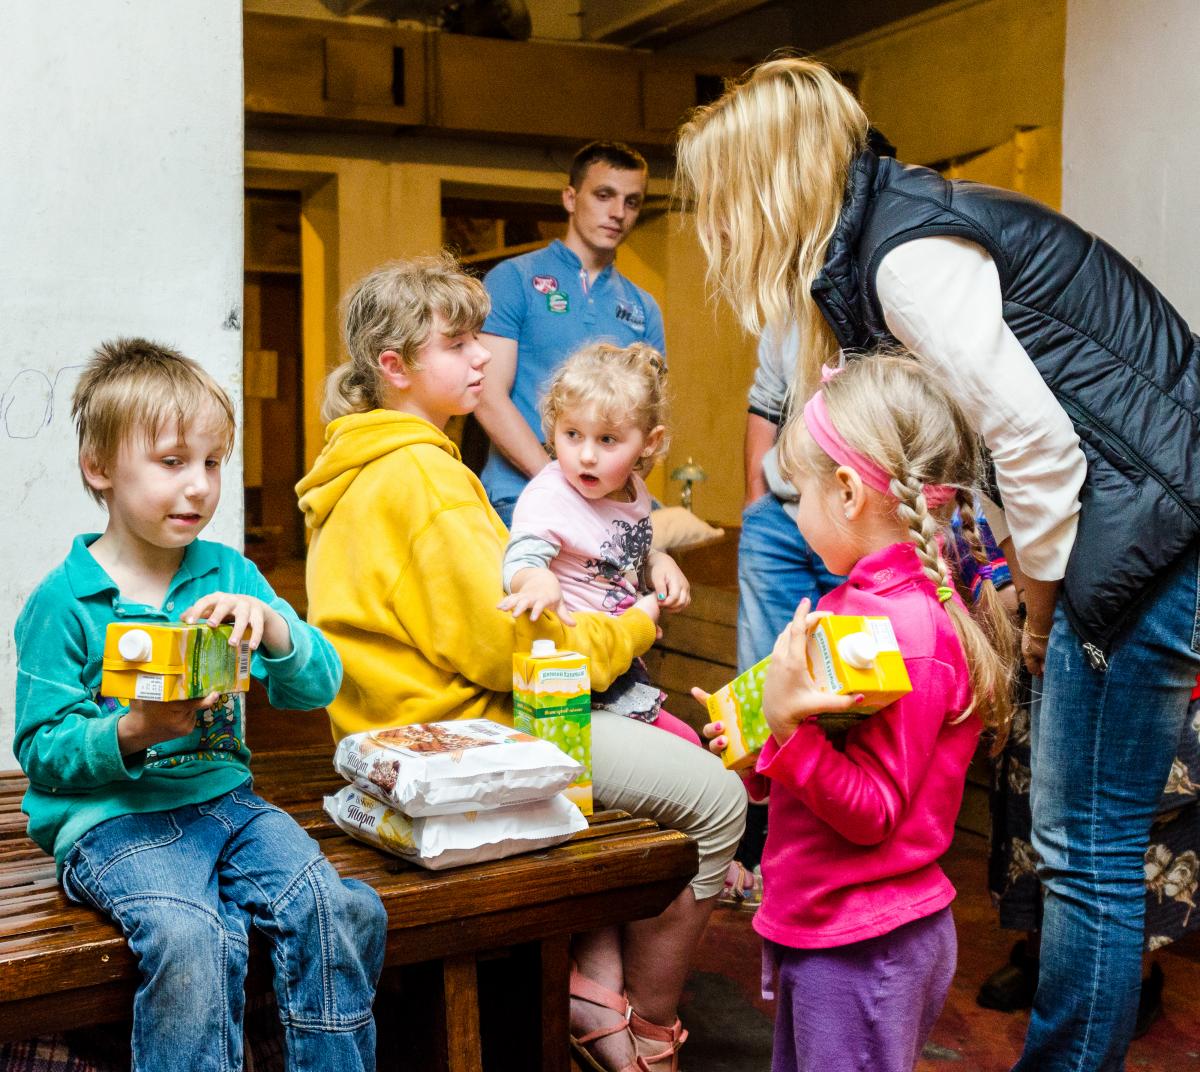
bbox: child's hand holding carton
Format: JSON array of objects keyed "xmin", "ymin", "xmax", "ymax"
[{"xmin": 705, "ymin": 612, "xmax": 912, "ymax": 769}]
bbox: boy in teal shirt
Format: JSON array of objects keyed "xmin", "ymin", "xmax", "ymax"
[{"xmin": 14, "ymin": 338, "xmax": 385, "ymax": 1072}]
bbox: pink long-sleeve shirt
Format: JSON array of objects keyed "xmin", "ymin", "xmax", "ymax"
[{"xmin": 752, "ymin": 540, "xmax": 981, "ymax": 950}]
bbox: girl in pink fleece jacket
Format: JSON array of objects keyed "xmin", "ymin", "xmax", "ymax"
[{"xmin": 703, "ymin": 354, "xmax": 1015, "ymax": 1072}]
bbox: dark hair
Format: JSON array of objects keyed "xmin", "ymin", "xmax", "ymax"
[{"xmin": 568, "ymin": 141, "xmax": 648, "ymax": 189}]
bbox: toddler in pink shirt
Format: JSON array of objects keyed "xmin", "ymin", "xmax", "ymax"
[
  {"xmin": 703, "ymin": 354, "xmax": 1016, "ymax": 1072},
  {"xmin": 499, "ymin": 341, "xmax": 698, "ymax": 744}
]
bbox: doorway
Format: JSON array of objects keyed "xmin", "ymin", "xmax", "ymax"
[{"xmin": 243, "ymin": 189, "xmax": 305, "ymax": 574}]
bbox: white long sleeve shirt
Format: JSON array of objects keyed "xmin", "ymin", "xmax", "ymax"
[{"xmin": 875, "ymin": 236, "xmax": 1087, "ymax": 581}]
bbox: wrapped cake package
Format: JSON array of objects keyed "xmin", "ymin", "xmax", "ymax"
[
  {"xmin": 333, "ymin": 719, "xmax": 582, "ymax": 817},
  {"xmin": 324, "ymin": 785, "xmax": 588, "ymax": 870}
]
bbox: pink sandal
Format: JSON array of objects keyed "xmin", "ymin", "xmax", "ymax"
[
  {"xmin": 718, "ymin": 860, "xmax": 762, "ymax": 911},
  {"xmin": 569, "ymin": 969, "xmax": 643, "ymax": 1072},
  {"xmin": 630, "ymin": 1007, "xmax": 688, "ymax": 1071}
]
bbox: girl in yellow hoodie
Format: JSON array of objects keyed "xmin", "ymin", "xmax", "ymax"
[{"xmin": 298, "ymin": 255, "xmax": 746, "ymax": 1072}]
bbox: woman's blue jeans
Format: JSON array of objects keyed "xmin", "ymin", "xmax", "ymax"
[
  {"xmin": 736, "ymin": 493, "xmax": 843, "ymax": 671},
  {"xmin": 1014, "ymin": 546, "xmax": 1200, "ymax": 1071},
  {"xmin": 62, "ymin": 785, "xmax": 387, "ymax": 1072}
]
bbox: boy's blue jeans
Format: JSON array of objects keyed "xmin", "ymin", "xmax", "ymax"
[
  {"xmin": 62, "ymin": 785, "xmax": 387, "ymax": 1072},
  {"xmin": 737, "ymin": 493, "xmax": 842, "ymax": 671},
  {"xmin": 1014, "ymin": 545, "xmax": 1200, "ymax": 1072}
]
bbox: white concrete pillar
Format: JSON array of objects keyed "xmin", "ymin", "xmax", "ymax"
[
  {"xmin": 1063, "ymin": 0, "xmax": 1200, "ymax": 321},
  {"xmin": 0, "ymin": 2, "xmax": 244, "ymax": 761}
]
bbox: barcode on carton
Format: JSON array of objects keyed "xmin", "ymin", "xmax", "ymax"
[
  {"xmin": 867, "ymin": 618, "xmax": 900, "ymax": 653},
  {"xmin": 134, "ymin": 674, "xmax": 165, "ymax": 701}
]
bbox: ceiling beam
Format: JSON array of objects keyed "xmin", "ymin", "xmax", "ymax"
[{"xmin": 582, "ymin": 0, "xmax": 772, "ymax": 47}]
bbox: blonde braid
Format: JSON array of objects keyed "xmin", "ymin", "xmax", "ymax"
[{"xmin": 890, "ymin": 474, "xmax": 952, "ymax": 600}]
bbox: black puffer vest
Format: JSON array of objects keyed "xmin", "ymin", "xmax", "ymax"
[{"xmin": 812, "ymin": 151, "xmax": 1200, "ymax": 663}]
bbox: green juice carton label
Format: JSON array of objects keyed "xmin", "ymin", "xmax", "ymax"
[
  {"xmin": 708, "ymin": 656, "xmax": 771, "ymax": 770},
  {"xmin": 513, "ymin": 640, "xmax": 592, "ymax": 815}
]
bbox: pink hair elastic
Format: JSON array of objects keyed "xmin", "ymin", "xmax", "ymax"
[{"xmin": 801, "ymin": 384, "xmax": 958, "ymax": 508}]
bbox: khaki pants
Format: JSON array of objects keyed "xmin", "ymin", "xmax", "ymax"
[{"xmin": 592, "ymin": 711, "xmax": 747, "ymax": 899}]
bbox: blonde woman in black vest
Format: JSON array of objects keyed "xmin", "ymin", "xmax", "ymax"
[{"xmin": 677, "ymin": 57, "xmax": 1200, "ymax": 1072}]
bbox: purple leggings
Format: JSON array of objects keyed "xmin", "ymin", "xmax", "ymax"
[{"xmin": 768, "ymin": 907, "xmax": 956, "ymax": 1072}]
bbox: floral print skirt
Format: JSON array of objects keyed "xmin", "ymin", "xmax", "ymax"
[{"xmin": 988, "ymin": 675, "xmax": 1200, "ymax": 950}]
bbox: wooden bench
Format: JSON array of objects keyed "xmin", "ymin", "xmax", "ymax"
[
  {"xmin": 645, "ymin": 582, "xmax": 740, "ymax": 734},
  {"xmin": 0, "ymin": 748, "xmax": 697, "ymax": 1071}
]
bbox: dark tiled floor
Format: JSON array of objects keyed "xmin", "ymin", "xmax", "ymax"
[{"xmin": 680, "ymin": 831, "xmax": 1200, "ymax": 1071}]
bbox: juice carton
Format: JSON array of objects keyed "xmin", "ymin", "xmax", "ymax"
[
  {"xmin": 101, "ymin": 622, "xmax": 251, "ymax": 703},
  {"xmin": 709, "ymin": 614, "xmax": 912, "ymax": 770},
  {"xmin": 513, "ymin": 639, "xmax": 592, "ymax": 815},
  {"xmin": 707, "ymin": 657, "xmax": 771, "ymax": 771},
  {"xmin": 807, "ymin": 615, "xmax": 912, "ymax": 714}
]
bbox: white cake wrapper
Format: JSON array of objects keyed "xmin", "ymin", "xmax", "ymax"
[
  {"xmin": 333, "ymin": 718, "xmax": 582, "ymax": 816},
  {"xmin": 324, "ymin": 785, "xmax": 588, "ymax": 870}
]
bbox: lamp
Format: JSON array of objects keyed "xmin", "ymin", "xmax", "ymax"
[{"xmin": 670, "ymin": 458, "xmax": 707, "ymax": 512}]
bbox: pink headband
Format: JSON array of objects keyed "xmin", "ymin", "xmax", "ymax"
[{"xmin": 801, "ymin": 372, "xmax": 958, "ymax": 508}]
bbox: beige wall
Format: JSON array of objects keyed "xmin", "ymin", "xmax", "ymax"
[
  {"xmin": 1062, "ymin": 0, "xmax": 1200, "ymax": 323},
  {"xmin": 823, "ymin": 0, "xmax": 1066, "ymax": 166}
]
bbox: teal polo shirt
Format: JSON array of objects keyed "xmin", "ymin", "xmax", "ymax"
[
  {"xmin": 480, "ymin": 239, "xmax": 666, "ymax": 504},
  {"xmin": 13, "ymin": 535, "xmax": 342, "ymax": 872}
]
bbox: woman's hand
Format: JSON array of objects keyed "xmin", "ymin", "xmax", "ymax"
[
  {"xmin": 646, "ymin": 551, "xmax": 691, "ymax": 612},
  {"xmin": 498, "ymin": 568, "xmax": 574, "ymax": 625},
  {"xmin": 181, "ymin": 592, "xmax": 291, "ymax": 657},
  {"xmin": 1019, "ymin": 576, "xmax": 1059, "ymax": 676},
  {"xmin": 762, "ymin": 599, "xmax": 862, "ymax": 745},
  {"xmin": 690, "ymin": 686, "xmax": 726, "ymax": 757},
  {"xmin": 1021, "ymin": 626, "xmax": 1049, "ymax": 677}
]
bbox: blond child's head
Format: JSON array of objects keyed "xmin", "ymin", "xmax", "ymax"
[
  {"xmin": 538, "ymin": 342, "xmax": 669, "ymax": 500},
  {"xmin": 71, "ymin": 337, "xmax": 235, "ymax": 508},
  {"xmin": 323, "ymin": 253, "xmax": 490, "ymax": 423},
  {"xmin": 542, "ymin": 338, "xmax": 672, "ymax": 496},
  {"xmin": 778, "ymin": 353, "xmax": 1016, "ymax": 745}
]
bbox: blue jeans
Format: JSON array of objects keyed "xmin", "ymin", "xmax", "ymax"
[
  {"xmin": 1015, "ymin": 545, "xmax": 1200, "ymax": 1072},
  {"xmin": 491, "ymin": 495, "xmax": 518, "ymax": 530},
  {"xmin": 737, "ymin": 493, "xmax": 843, "ymax": 671},
  {"xmin": 62, "ymin": 785, "xmax": 387, "ymax": 1072}
]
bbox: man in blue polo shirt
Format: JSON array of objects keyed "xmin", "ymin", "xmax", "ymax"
[{"xmin": 475, "ymin": 141, "xmax": 666, "ymax": 526}]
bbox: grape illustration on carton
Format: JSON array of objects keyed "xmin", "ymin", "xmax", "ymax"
[{"xmin": 513, "ymin": 639, "xmax": 593, "ymax": 815}]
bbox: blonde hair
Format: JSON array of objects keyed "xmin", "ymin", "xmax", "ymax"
[
  {"xmin": 323, "ymin": 252, "xmax": 490, "ymax": 422},
  {"xmin": 777, "ymin": 354, "xmax": 1016, "ymax": 747},
  {"xmin": 71, "ymin": 337, "xmax": 235, "ymax": 506},
  {"xmin": 675, "ymin": 56, "xmax": 867, "ymax": 401},
  {"xmin": 540, "ymin": 342, "xmax": 669, "ymax": 471}
]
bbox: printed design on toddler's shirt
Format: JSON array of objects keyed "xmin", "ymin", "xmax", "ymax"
[
  {"xmin": 579, "ymin": 517, "xmax": 653, "ymax": 613},
  {"xmin": 146, "ymin": 692, "xmax": 245, "ymax": 768}
]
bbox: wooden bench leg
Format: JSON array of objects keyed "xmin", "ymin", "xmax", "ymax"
[
  {"xmin": 442, "ymin": 954, "xmax": 483, "ymax": 1072},
  {"xmin": 538, "ymin": 934, "xmax": 571, "ymax": 1072}
]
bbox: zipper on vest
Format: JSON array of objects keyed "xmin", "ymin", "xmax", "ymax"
[
  {"xmin": 1081, "ymin": 642, "xmax": 1109, "ymax": 672},
  {"xmin": 1057, "ymin": 396, "xmax": 1199, "ymax": 525}
]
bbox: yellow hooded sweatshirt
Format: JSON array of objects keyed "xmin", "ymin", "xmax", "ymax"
[{"xmin": 296, "ymin": 410, "xmax": 656, "ymax": 741}]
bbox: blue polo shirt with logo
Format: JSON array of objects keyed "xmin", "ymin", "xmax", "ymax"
[{"xmin": 480, "ymin": 239, "xmax": 666, "ymax": 505}]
